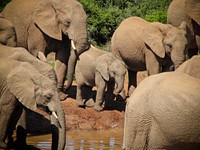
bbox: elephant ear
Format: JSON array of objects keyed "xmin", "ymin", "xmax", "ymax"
[
  {"xmin": 95, "ymin": 55, "xmax": 109, "ymax": 81},
  {"xmin": 32, "ymin": 0, "xmax": 62, "ymax": 40},
  {"xmin": 186, "ymin": 0, "xmax": 200, "ymax": 25},
  {"xmin": 142, "ymin": 23, "xmax": 165, "ymax": 58},
  {"xmin": 7, "ymin": 64, "xmax": 38, "ymax": 111}
]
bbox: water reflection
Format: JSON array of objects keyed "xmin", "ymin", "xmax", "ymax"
[{"xmin": 26, "ymin": 129, "xmax": 123, "ymax": 150}]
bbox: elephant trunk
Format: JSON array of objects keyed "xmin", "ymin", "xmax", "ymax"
[
  {"xmin": 65, "ymin": 39, "xmax": 90, "ymax": 91},
  {"xmin": 115, "ymin": 76, "xmax": 125, "ymax": 94},
  {"xmin": 48, "ymin": 98, "xmax": 66, "ymax": 150},
  {"xmin": 171, "ymin": 52, "xmax": 186, "ymax": 70}
]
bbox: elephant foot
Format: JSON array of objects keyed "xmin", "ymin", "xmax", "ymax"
[
  {"xmin": 58, "ymin": 90, "xmax": 68, "ymax": 101},
  {"xmin": 94, "ymin": 104, "xmax": 103, "ymax": 111},
  {"xmin": 85, "ymin": 98, "xmax": 95, "ymax": 107},
  {"xmin": 76, "ymin": 99, "xmax": 85, "ymax": 107}
]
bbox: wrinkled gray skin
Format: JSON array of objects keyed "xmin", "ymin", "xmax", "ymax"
[
  {"xmin": 2, "ymin": 0, "xmax": 90, "ymax": 100},
  {"xmin": 167, "ymin": 0, "xmax": 200, "ymax": 58},
  {"xmin": 123, "ymin": 72, "xmax": 200, "ymax": 150},
  {"xmin": 75, "ymin": 46, "xmax": 127, "ymax": 111},
  {"xmin": 0, "ymin": 14, "xmax": 16, "ymax": 47},
  {"xmin": 0, "ymin": 45, "xmax": 66, "ymax": 150},
  {"xmin": 176, "ymin": 55, "xmax": 200, "ymax": 79},
  {"xmin": 111, "ymin": 16, "xmax": 190, "ymax": 96}
]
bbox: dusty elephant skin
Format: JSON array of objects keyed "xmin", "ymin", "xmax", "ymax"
[
  {"xmin": 75, "ymin": 46, "xmax": 127, "ymax": 111},
  {"xmin": 111, "ymin": 16, "xmax": 190, "ymax": 96},
  {"xmin": 0, "ymin": 45, "xmax": 66, "ymax": 150},
  {"xmin": 0, "ymin": 15, "xmax": 16, "ymax": 47},
  {"xmin": 1, "ymin": 0, "xmax": 90, "ymax": 100},
  {"xmin": 123, "ymin": 72, "xmax": 200, "ymax": 150},
  {"xmin": 167, "ymin": 0, "xmax": 200, "ymax": 58}
]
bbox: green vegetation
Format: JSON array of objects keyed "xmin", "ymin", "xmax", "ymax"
[
  {"xmin": 80, "ymin": 0, "xmax": 172, "ymax": 47},
  {"xmin": 0, "ymin": 0, "xmax": 172, "ymax": 47}
]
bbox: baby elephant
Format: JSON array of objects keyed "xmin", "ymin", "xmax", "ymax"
[{"xmin": 75, "ymin": 46, "xmax": 127, "ymax": 111}]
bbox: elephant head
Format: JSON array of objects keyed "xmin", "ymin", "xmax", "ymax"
[
  {"xmin": 142, "ymin": 21, "xmax": 190, "ymax": 70},
  {"xmin": 32, "ymin": 0, "xmax": 90, "ymax": 90},
  {"xmin": 167, "ymin": 0, "xmax": 200, "ymax": 58},
  {"xmin": 7, "ymin": 62, "xmax": 66, "ymax": 150},
  {"xmin": 96, "ymin": 53, "xmax": 127, "ymax": 94}
]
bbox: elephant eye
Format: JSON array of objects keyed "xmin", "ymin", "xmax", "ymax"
[
  {"xmin": 166, "ymin": 43, "xmax": 172, "ymax": 50},
  {"xmin": 45, "ymin": 94, "xmax": 52, "ymax": 101},
  {"xmin": 64, "ymin": 19, "xmax": 71, "ymax": 26}
]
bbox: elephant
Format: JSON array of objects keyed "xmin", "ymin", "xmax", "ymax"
[
  {"xmin": 0, "ymin": 44, "xmax": 66, "ymax": 149},
  {"xmin": 0, "ymin": 58, "xmax": 66, "ymax": 150},
  {"xmin": 167, "ymin": 0, "xmax": 200, "ymax": 58},
  {"xmin": 123, "ymin": 72, "xmax": 200, "ymax": 150},
  {"xmin": 111, "ymin": 16, "xmax": 190, "ymax": 96},
  {"xmin": 176, "ymin": 55, "xmax": 200, "ymax": 79},
  {"xmin": 75, "ymin": 46, "xmax": 127, "ymax": 111},
  {"xmin": 1, "ymin": 0, "xmax": 90, "ymax": 100},
  {"xmin": 0, "ymin": 14, "xmax": 16, "ymax": 47}
]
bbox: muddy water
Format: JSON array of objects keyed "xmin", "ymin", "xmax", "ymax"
[{"xmin": 26, "ymin": 129, "xmax": 124, "ymax": 150}]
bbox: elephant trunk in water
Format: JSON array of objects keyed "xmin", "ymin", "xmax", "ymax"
[
  {"xmin": 47, "ymin": 94, "xmax": 66, "ymax": 150},
  {"xmin": 65, "ymin": 39, "xmax": 90, "ymax": 91}
]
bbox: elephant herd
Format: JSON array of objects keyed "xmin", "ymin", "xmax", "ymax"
[{"xmin": 0, "ymin": 0, "xmax": 200, "ymax": 149}]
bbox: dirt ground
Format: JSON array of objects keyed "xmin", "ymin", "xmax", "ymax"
[
  {"xmin": 26, "ymin": 52, "xmax": 148, "ymax": 133},
  {"xmin": 26, "ymin": 71, "xmax": 147, "ymax": 134}
]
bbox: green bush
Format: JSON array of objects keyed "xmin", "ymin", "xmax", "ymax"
[{"xmin": 80, "ymin": 0, "xmax": 172, "ymax": 46}]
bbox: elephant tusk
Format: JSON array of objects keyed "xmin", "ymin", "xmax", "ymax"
[
  {"xmin": 52, "ymin": 111, "xmax": 58, "ymax": 119},
  {"xmin": 52, "ymin": 111, "xmax": 62, "ymax": 128},
  {"xmin": 71, "ymin": 40, "xmax": 76, "ymax": 50}
]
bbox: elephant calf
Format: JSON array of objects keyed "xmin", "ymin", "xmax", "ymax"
[
  {"xmin": 75, "ymin": 46, "xmax": 127, "ymax": 111},
  {"xmin": 124, "ymin": 72, "xmax": 200, "ymax": 150}
]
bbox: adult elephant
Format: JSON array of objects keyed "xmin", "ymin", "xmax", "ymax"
[
  {"xmin": 0, "ymin": 58, "xmax": 66, "ymax": 150},
  {"xmin": 167, "ymin": 0, "xmax": 200, "ymax": 58},
  {"xmin": 111, "ymin": 16, "xmax": 190, "ymax": 96},
  {"xmin": 123, "ymin": 72, "xmax": 200, "ymax": 150},
  {"xmin": 1, "ymin": 0, "xmax": 90, "ymax": 100},
  {"xmin": 0, "ymin": 44, "xmax": 66, "ymax": 149},
  {"xmin": 0, "ymin": 14, "xmax": 16, "ymax": 47}
]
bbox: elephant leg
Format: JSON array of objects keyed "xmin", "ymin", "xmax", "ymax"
[
  {"xmin": 7, "ymin": 104, "xmax": 23, "ymax": 148},
  {"xmin": 94, "ymin": 81, "xmax": 106, "ymax": 111},
  {"xmin": 0, "ymin": 92, "xmax": 16, "ymax": 149},
  {"xmin": 147, "ymin": 120, "xmax": 168, "ymax": 150},
  {"xmin": 127, "ymin": 70, "xmax": 137, "ymax": 97},
  {"xmin": 55, "ymin": 48, "xmax": 70, "ymax": 101},
  {"xmin": 145, "ymin": 49, "xmax": 161, "ymax": 75},
  {"xmin": 76, "ymin": 84, "xmax": 85, "ymax": 107},
  {"xmin": 84, "ymin": 86, "xmax": 95, "ymax": 107},
  {"xmin": 15, "ymin": 108, "xmax": 27, "ymax": 149},
  {"xmin": 195, "ymin": 34, "xmax": 200, "ymax": 55},
  {"xmin": 193, "ymin": 20, "xmax": 200, "ymax": 54}
]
